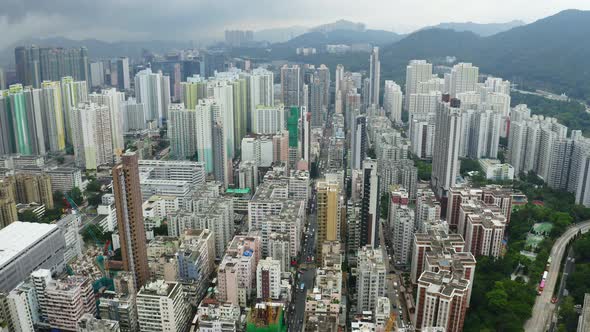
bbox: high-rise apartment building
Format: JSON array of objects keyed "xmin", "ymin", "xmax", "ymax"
[
  {"xmin": 0, "ymin": 179, "xmax": 17, "ymax": 230},
  {"xmin": 316, "ymin": 180, "xmax": 341, "ymax": 261},
  {"xmin": 360, "ymin": 159, "xmax": 379, "ymax": 248},
  {"xmin": 89, "ymin": 88, "xmax": 125, "ymax": 154},
  {"xmin": 14, "ymin": 173, "xmax": 54, "ymax": 209},
  {"xmin": 256, "ymin": 257, "xmax": 282, "ymax": 300},
  {"xmin": 356, "ymin": 246, "xmax": 386, "ymax": 313},
  {"xmin": 217, "ymin": 234, "xmax": 261, "ymax": 306},
  {"xmin": 1, "ymin": 84, "xmax": 46, "ymax": 155},
  {"xmin": 369, "ymin": 47, "xmax": 381, "ymax": 106},
  {"xmin": 458, "ymin": 200, "xmax": 507, "ymax": 258},
  {"xmin": 392, "ymin": 205, "xmax": 415, "ymax": 266},
  {"xmin": 170, "ymin": 185, "xmax": 234, "ymax": 258},
  {"xmin": 412, "ymin": 230, "xmax": 476, "ymax": 332},
  {"xmin": 71, "ymin": 102, "xmax": 113, "ymax": 170},
  {"xmin": 113, "ymin": 152, "xmax": 150, "ymax": 289},
  {"xmin": 136, "ymin": 280, "xmax": 191, "ymax": 332},
  {"xmin": 43, "ymin": 275, "xmax": 96, "ymax": 331},
  {"xmin": 351, "ymin": 115, "xmax": 368, "ymax": 170},
  {"xmin": 40, "ymin": 81, "xmax": 66, "ymax": 152},
  {"xmin": 415, "ymin": 189, "xmax": 442, "ymax": 232},
  {"xmin": 508, "ymin": 113, "xmax": 568, "ymax": 179},
  {"xmin": 281, "ymin": 65, "xmax": 302, "ymax": 107},
  {"xmin": 405, "ymin": 60, "xmax": 433, "ymax": 109},
  {"xmin": 449, "ymin": 63, "xmax": 479, "ymax": 97},
  {"xmin": 116, "ymin": 57, "xmax": 131, "ymax": 90},
  {"xmin": 224, "ymin": 30, "xmax": 254, "ymax": 46},
  {"xmin": 134, "ymin": 68, "xmax": 170, "ymax": 126},
  {"xmin": 253, "ymin": 105, "xmax": 285, "ymax": 134},
  {"xmin": 15, "ymin": 46, "xmax": 89, "ymax": 88},
  {"xmin": 383, "ymin": 81, "xmax": 403, "ymax": 124},
  {"xmin": 431, "ymin": 96, "xmax": 462, "ymax": 198},
  {"xmin": 61, "ymin": 76, "xmax": 89, "ymax": 145},
  {"xmin": 168, "ymin": 103, "xmax": 197, "ymax": 160},
  {"xmin": 248, "ymin": 182, "xmax": 306, "ymax": 257}
]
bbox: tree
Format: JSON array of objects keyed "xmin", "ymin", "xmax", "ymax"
[
  {"xmin": 559, "ymin": 296, "xmax": 579, "ymax": 331},
  {"xmin": 460, "ymin": 158, "xmax": 482, "ymax": 175},
  {"xmin": 380, "ymin": 193, "xmax": 389, "ymax": 220},
  {"xmin": 87, "ymin": 193, "xmax": 102, "ymax": 207},
  {"xmin": 68, "ymin": 187, "xmax": 84, "ymax": 206},
  {"xmin": 153, "ymin": 223, "xmax": 168, "ymax": 236},
  {"xmin": 85, "ymin": 179, "xmax": 102, "ymax": 193},
  {"xmin": 53, "ymin": 190, "xmax": 65, "ymax": 209},
  {"xmin": 41, "ymin": 208, "xmax": 63, "ymax": 223},
  {"xmin": 57, "ymin": 156, "xmax": 65, "ymax": 164},
  {"xmin": 18, "ymin": 210, "xmax": 39, "ymax": 223}
]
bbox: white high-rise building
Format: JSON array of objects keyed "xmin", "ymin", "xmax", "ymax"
[
  {"xmin": 138, "ymin": 159, "xmax": 206, "ymax": 186},
  {"xmin": 248, "ymin": 182, "xmax": 305, "ymax": 257},
  {"xmin": 392, "ymin": 205, "xmax": 415, "ymax": 265},
  {"xmin": 431, "ymin": 97, "xmax": 462, "ymax": 198},
  {"xmin": 408, "ymin": 91, "xmax": 440, "ymax": 117},
  {"xmin": 168, "ymin": 103, "xmax": 197, "ymax": 160},
  {"xmin": 196, "ymin": 99, "xmax": 220, "ymax": 173},
  {"xmin": 356, "ymin": 246, "xmax": 386, "ymax": 313},
  {"xmin": 256, "ymin": 257, "xmax": 282, "ymax": 300},
  {"xmin": 449, "ymin": 63, "xmax": 479, "ymax": 97},
  {"xmin": 410, "ymin": 114, "xmax": 436, "ymax": 159},
  {"xmin": 459, "ymin": 109, "xmax": 502, "ymax": 159},
  {"xmin": 3, "ymin": 281, "xmax": 39, "ymax": 331},
  {"xmin": 136, "ymin": 280, "xmax": 191, "ymax": 332},
  {"xmin": 134, "ymin": 68, "xmax": 170, "ymax": 126},
  {"xmin": 405, "ymin": 60, "xmax": 433, "ymax": 109},
  {"xmin": 123, "ymin": 98, "xmax": 147, "ymax": 132},
  {"xmin": 253, "ymin": 105, "xmax": 285, "ymax": 134},
  {"xmin": 369, "ymin": 47, "xmax": 381, "ymax": 106},
  {"xmin": 60, "ymin": 77, "xmax": 88, "ymax": 145},
  {"xmin": 211, "ymin": 80, "xmax": 235, "ymax": 176},
  {"xmin": 415, "ymin": 189, "xmax": 442, "ymax": 232},
  {"xmin": 71, "ymin": 102, "xmax": 113, "ymax": 170},
  {"xmin": 249, "ymin": 67, "xmax": 274, "ymax": 111},
  {"xmin": 89, "ymin": 88, "xmax": 125, "ymax": 154},
  {"xmin": 238, "ymin": 160, "xmax": 259, "ymax": 193},
  {"xmin": 484, "ymin": 76, "xmax": 511, "ymax": 95},
  {"xmin": 241, "ymin": 136, "xmax": 274, "ymax": 167},
  {"xmin": 89, "ymin": 62, "xmax": 105, "ymax": 87},
  {"xmin": 383, "ymin": 80, "xmax": 403, "ymax": 124},
  {"xmin": 507, "ymin": 113, "xmax": 568, "ymax": 178}
]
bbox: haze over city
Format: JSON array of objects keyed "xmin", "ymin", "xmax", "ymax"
[{"xmin": 1, "ymin": 0, "xmax": 590, "ymax": 49}]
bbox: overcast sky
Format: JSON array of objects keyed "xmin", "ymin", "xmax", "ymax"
[{"xmin": 1, "ymin": 0, "xmax": 589, "ymax": 50}]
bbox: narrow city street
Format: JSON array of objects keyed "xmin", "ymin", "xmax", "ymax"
[
  {"xmin": 288, "ymin": 210, "xmax": 318, "ymax": 331},
  {"xmin": 379, "ymin": 220, "xmax": 411, "ymax": 327}
]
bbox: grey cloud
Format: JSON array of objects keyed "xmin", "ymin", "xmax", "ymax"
[{"xmin": 1, "ymin": 0, "xmax": 589, "ymax": 51}]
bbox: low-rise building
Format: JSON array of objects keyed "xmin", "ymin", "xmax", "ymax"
[
  {"xmin": 0, "ymin": 222, "xmax": 66, "ymax": 292},
  {"xmin": 478, "ymin": 159, "xmax": 514, "ymax": 181},
  {"xmin": 192, "ymin": 298, "xmax": 241, "ymax": 332}
]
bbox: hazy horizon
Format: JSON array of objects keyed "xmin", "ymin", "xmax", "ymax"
[{"xmin": 1, "ymin": 0, "xmax": 590, "ymax": 51}]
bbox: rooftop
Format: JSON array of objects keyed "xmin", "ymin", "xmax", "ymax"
[{"xmin": 0, "ymin": 222, "xmax": 59, "ymax": 268}]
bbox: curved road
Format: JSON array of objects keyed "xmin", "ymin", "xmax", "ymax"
[{"xmin": 524, "ymin": 220, "xmax": 590, "ymax": 332}]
